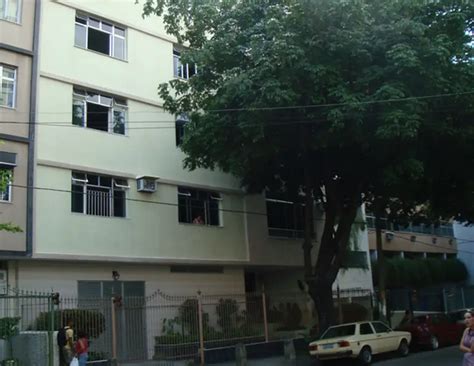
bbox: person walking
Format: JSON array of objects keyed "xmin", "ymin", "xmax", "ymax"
[
  {"xmin": 75, "ymin": 331, "xmax": 89, "ymax": 366},
  {"xmin": 460, "ymin": 310, "xmax": 474, "ymax": 366},
  {"xmin": 57, "ymin": 319, "xmax": 74, "ymax": 366}
]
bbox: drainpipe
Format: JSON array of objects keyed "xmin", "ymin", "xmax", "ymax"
[{"xmin": 26, "ymin": 0, "xmax": 41, "ymax": 257}]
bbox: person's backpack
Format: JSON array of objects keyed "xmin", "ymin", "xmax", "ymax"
[{"xmin": 57, "ymin": 326, "xmax": 67, "ymax": 347}]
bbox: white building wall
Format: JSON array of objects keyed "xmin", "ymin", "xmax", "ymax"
[{"xmin": 455, "ymin": 222, "xmax": 474, "ymax": 285}]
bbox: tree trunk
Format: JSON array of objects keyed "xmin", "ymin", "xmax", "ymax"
[
  {"xmin": 309, "ymin": 280, "xmax": 335, "ymax": 334},
  {"xmin": 375, "ymin": 220, "xmax": 387, "ymax": 321}
]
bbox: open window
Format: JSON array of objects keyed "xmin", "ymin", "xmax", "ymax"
[
  {"xmin": 0, "ymin": 152, "xmax": 16, "ymax": 202},
  {"xmin": 73, "ymin": 88, "xmax": 127, "ymax": 135},
  {"xmin": 71, "ymin": 172, "xmax": 128, "ymax": 217},
  {"xmin": 175, "ymin": 113, "xmax": 189, "ymax": 146},
  {"xmin": 178, "ymin": 187, "xmax": 221, "ymax": 226},
  {"xmin": 266, "ymin": 192, "xmax": 305, "ymax": 238},
  {"xmin": 75, "ymin": 13, "xmax": 126, "ymax": 60},
  {"xmin": 173, "ymin": 49, "xmax": 197, "ymax": 80}
]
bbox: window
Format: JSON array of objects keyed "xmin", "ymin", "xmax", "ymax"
[
  {"xmin": 0, "ymin": 168, "xmax": 12, "ymax": 202},
  {"xmin": 71, "ymin": 172, "xmax": 128, "ymax": 217},
  {"xmin": 0, "ymin": 151, "xmax": 16, "ymax": 203},
  {"xmin": 73, "ymin": 88, "xmax": 127, "ymax": 135},
  {"xmin": 371, "ymin": 322, "xmax": 391, "ymax": 333},
  {"xmin": 359, "ymin": 323, "xmax": 374, "ymax": 335},
  {"xmin": 320, "ymin": 324, "xmax": 356, "ymax": 339},
  {"xmin": 173, "ymin": 49, "xmax": 197, "ymax": 79},
  {"xmin": 178, "ymin": 187, "xmax": 221, "ymax": 226},
  {"xmin": 0, "ymin": 65, "xmax": 16, "ymax": 108},
  {"xmin": 0, "ymin": 0, "xmax": 20, "ymax": 23},
  {"xmin": 175, "ymin": 113, "xmax": 189, "ymax": 146},
  {"xmin": 266, "ymin": 193, "xmax": 304, "ymax": 238},
  {"xmin": 75, "ymin": 13, "xmax": 126, "ymax": 60}
]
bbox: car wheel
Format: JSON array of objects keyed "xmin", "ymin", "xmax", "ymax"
[
  {"xmin": 398, "ymin": 339, "xmax": 409, "ymax": 357},
  {"xmin": 430, "ymin": 335, "xmax": 439, "ymax": 350},
  {"xmin": 358, "ymin": 346, "xmax": 372, "ymax": 365}
]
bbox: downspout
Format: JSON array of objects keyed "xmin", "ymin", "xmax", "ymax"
[{"xmin": 26, "ymin": 0, "xmax": 41, "ymax": 256}]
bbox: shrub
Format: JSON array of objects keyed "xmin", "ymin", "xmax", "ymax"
[
  {"xmin": 216, "ymin": 298, "xmax": 240, "ymax": 329},
  {"xmin": 33, "ymin": 309, "xmax": 105, "ymax": 338}
]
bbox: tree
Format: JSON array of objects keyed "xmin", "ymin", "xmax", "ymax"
[{"xmin": 143, "ymin": 0, "xmax": 474, "ymax": 331}]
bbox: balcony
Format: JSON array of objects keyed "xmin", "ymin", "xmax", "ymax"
[{"xmin": 365, "ymin": 216, "xmax": 454, "ymax": 237}]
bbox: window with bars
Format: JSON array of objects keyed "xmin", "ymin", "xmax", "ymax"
[
  {"xmin": 173, "ymin": 49, "xmax": 197, "ymax": 79},
  {"xmin": 266, "ymin": 193, "xmax": 305, "ymax": 238},
  {"xmin": 0, "ymin": 0, "xmax": 21, "ymax": 23},
  {"xmin": 75, "ymin": 13, "xmax": 126, "ymax": 60},
  {"xmin": 73, "ymin": 88, "xmax": 127, "ymax": 135},
  {"xmin": 178, "ymin": 187, "xmax": 221, "ymax": 226},
  {"xmin": 71, "ymin": 172, "xmax": 128, "ymax": 217},
  {"xmin": 0, "ymin": 65, "xmax": 16, "ymax": 108}
]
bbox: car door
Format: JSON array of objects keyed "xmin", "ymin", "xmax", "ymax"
[
  {"xmin": 429, "ymin": 314, "xmax": 446, "ymax": 345},
  {"xmin": 358, "ymin": 322, "xmax": 379, "ymax": 354},
  {"xmin": 438, "ymin": 313, "xmax": 458, "ymax": 344},
  {"xmin": 371, "ymin": 321, "xmax": 397, "ymax": 353}
]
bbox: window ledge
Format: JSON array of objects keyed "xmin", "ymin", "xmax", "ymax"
[
  {"xmin": 178, "ymin": 222, "xmax": 224, "ymax": 229},
  {"xmin": 0, "ymin": 105, "xmax": 16, "ymax": 110},
  {"xmin": 0, "ymin": 18, "xmax": 21, "ymax": 26},
  {"xmin": 0, "ymin": 200, "xmax": 13, "ymax": 204},
  {"xmin": 74, "ymin": 45, "xmax": 128, "ymax": 63},
  {"xmin": 73, "ymin": 125, "xmax": 129, "ymax": 138},
  {"xmin": 70, "ymin": 212, "xmax": 130, "ymax": 220}
]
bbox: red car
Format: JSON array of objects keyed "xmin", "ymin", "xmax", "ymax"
[{"xmin": 397, "ymin": 313, "xmax": 464, "ymax": 350}]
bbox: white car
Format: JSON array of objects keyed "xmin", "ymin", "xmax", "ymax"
[{"xmin": 308, "ymin": 321, "xmax": 412, "ymax": 364}]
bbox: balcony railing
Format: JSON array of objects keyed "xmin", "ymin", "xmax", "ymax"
[{"xmin": 365, "ymin": 216, "xmax": 454, "ymax": 237}]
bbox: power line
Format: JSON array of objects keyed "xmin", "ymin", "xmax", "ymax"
[
  {"xmin": 4, "ymin": 90, "xmax": 473, "ymax": 115},
  {"xmin": 8, "ymin": 182, "xmax": 469, "ymax": 252}
]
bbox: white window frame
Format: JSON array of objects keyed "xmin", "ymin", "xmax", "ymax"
[
  {"xmin": 265, "ymin": 195, "xmax": 305, "ymax": 238},
  {"xmin": 71, "ymin": 172, "xmax": 128, "ymax": 217},
  {"xmin": 75, "ymin": 12, "xmax": 126, "ymax": 60},
  {"xmin": 173, "ymin": 49, "xmax": 197, "ymax": 80},
  {"xmin": 73, "ymin": 88, "xmax": 127, "ymax": 135},
  {"xmin": 0, "ymin": 167, "xmax": 12, "ymax": 203},
  {"xmin": 0, "ymin": 64, "xmax": 16, "ymax": 108},
  {"xmin": 1, "ymin": 0, "xmax": 21, "ymax": 23},
  {"xmin": 178, "ymin": 187, "xmax": 222, "ymax": 226}
]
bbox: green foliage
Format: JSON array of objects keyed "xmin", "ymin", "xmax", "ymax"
[
  {"xmin": 0, "ymin": 317, "xmax": 20, "ymax": 341},
  {"xmin": 0, "ymin": 167, "xmax": 21, "ymax": 233},
  {"xmin": 372, "ymin": 257, "xmax": 468, "ymax": 288},
  {"xmin": 216, "ymin": 298, "xmax": 241, "ymax": 329},
  {"xmin": 143, "ymin": 0, "xmax": 474, "ymax": 327},
  {"xmin": 33, "ymin": 309, "xmax": 105, "ymax": 339}
]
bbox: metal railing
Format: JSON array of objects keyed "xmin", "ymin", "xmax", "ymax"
[{"xmin": 366, "ymin": 216, "xmax": 454, "ymax": 237}]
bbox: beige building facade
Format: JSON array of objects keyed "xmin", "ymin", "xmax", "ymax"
[{"xmin": 0, "ymin": 0, "xmax": 39, "ymax": 256}]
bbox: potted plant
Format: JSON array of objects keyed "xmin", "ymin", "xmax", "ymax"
[{"xmin": 0, "ymin": 317, "xmax": 20, "ymax": 366}]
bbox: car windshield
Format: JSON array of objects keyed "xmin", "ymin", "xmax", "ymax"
[{"xmin": 320, "ymin": 324, "xmax": 356, "ymax": 340}]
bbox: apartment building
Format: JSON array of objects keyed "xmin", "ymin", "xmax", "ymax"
[
  {"xmin": 367, "ymin": 216, "xmax": 457, "ymax": 260},
  {"xmin": 3, "ymin": 0, "xmax": 372, "ymax": 305},
  {"xmin": 0, "ymin": 0, "xmax": 38, "ymax": 260}
]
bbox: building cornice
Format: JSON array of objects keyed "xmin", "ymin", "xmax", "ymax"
[{"xmin": 0, "ymin": 43, "xmax": 34, "ymax": 57}]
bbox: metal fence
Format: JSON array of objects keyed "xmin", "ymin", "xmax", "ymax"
[
  {"xmin": 0, "ymin": 288, "xmax": 55, "ymax": 366},
  {"xmin": 0, "ymin": 287, "xmax": 373, "ymax": 365}
]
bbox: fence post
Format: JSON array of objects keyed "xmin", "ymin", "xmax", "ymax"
[
  {"xmin": 262, "ymin": 290, "xmax": 269, "ymax": 342},
  {"xmin": 111, "ymin": 297, "xmax": 118, "ymax": 363},
  {"xmin": 48, "ymin": 295, "xmax": 54, "ymax": 366},
  {"xmin": 337, "ymin": 286, "xmax": 343, "ymax": 324},
  {"xmin": 461, "ymin": 287, "xmax": 466, "ymax": 309},
  {"xmin": 197, "ymin": 291, "xmax": 205, "ymax": 366},
  {"xmin": 442, "ymin": 288, "xmax": 448, "ymax": 312}
]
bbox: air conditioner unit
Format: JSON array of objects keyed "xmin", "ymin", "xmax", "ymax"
[
  {"xmin": 136, "ymin": 176, "xmax": 159, "ymax": 193},
  {"xmin": 385, "ymin": 231, "xmax": 394, "ymax": 241},
  {"xmin": 0, "ymin": 270, "xmax": 7, "ymax": 295}
]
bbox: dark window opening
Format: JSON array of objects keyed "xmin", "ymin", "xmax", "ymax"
[
  {"xmin": 266, "ymin": 194, "xmax": 305, "ymax": 238},
  {"xmin": 88, "ymin": 28, "xmax": 110, "ymax": 55},
  {"xmin": 87, "ymin": 103, "xmax": 109, "ymax": 132},
  {"xmin": 178, "ymin": 187, "xmax": 221, "ymax": 226}
]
